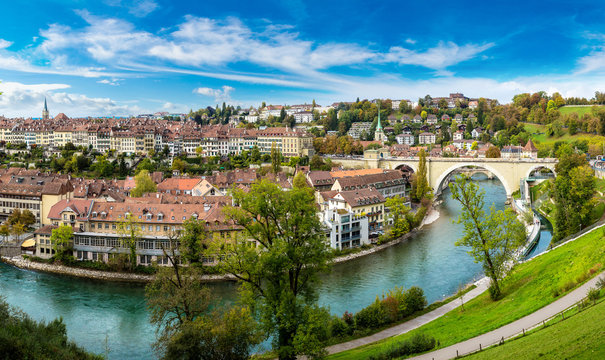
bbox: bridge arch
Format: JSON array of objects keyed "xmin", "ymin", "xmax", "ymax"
[
  {"xmin": 526, "ymin": 164, "xmax": 556, "ymax": 179},
  {"xmin": 433, "ymin": 163, "xmax": 513, "ymax": 196}
]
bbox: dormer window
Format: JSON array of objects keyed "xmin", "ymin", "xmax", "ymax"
[
  {"xmin": 146, "ymin": 213, "xmax": 152, "ymax": 220},
  {"xmin": 157, "ymin": 213, "xmax": 164, "ymax": 221}
]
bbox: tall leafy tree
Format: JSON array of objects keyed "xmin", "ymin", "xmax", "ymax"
[
  {"xmin": 385, "ymin": 196, "xmax": 413, "ymax": 238},
  {"xmin": 271, "ymin": 142, "xmax": 282, "ymax": 174},
  {"xmin": 117, "ymin": 213, "xmax": 141, "ymax": 270},
  {"xmin": 415, "ymin": 149, "xmax": 429, "ymax": 201},
  {"xmin": 218, "ymin": 180, "xmax": 333, "ymax": 360},
  {"xmin": 450, "ymin": 175, "xmax": 526, "ymax": 300},
  {"xmin": 50, "ymin": 225, "xmax": 73, "ymax": 254},
  {"xmin": 130, "ymin": 170, "xmax": 157, "ymax": 197}
]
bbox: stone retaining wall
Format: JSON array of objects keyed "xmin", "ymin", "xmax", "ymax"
[{"xmin": 0, "ymin": 256, "xmax": 236, "ymax": 283}]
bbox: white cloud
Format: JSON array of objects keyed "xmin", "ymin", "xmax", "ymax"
[
  {"xmin": 105, "ymin": 0, "xmax": 159, "ymax": 17},
  {"xmin": 576, "ymin": 48, "xmax": 605, "ymax": 74},
  {"xmin": 193, "ymin": 85, "xmax": 234, "ymax": 103},
  {"xmin": 0, "ymin": 81, "xmax": 141, "ymax": 117},
  {"xmin": 382, "ymin": 41, "xmax": 494, "ymax": 71},
  {"xmin": 0, "ymin": 39, "xmax": 12, "ymax": 49},
  {"xmin": 405, "ymin": 38, "xmax": 416, "ymax": 45},
  {"xmin": 97, "ymin": 78, "xmax": 121, "ymax": 86}
]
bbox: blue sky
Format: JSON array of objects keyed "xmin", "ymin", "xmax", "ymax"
[{"xmin": 1, "ymin": 0, "xmax": 605, "ymax": 117}]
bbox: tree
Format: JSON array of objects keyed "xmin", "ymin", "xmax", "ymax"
[
  {"xmin": 385, "ymin": 196, "xmax": 413, "ymax": 238},
  {"xmin": 0, "ymin": 299, "xmax": 102, "ymax": 360},
  {"xmin": 421, "ymin": 110, "xmax": 427, "ymax": 120},
  {"xmin": 171, "ymin": 158, "xmax": 186, "ymax": 173},
  {"xmin": 162, "ymin": 306, "xmax": 261, "ymax": 360},
  {"xmin": 218, "ymin": 180, "xmax": 333, "ymax": 360},
  {"xmin": 485, "ymin": 146, "xmax": 501, "ymax": 158},
  {"xmin": 92, "ymin": 155, "xmax": 114, "ymax": 177},
  {"xmin": 11, "ymin": 222, "xmax": 25, "ymax": 243},
  {"xmin": 471, "ymin": 141, "xmax": 478, "ymax": 150},
  {"xmin": 117, "ymin": 213, "xmax": 141, "ymax": 270},
  {"xmin": 7, "ymin": 209, "xmax": 22, "ymax": 226},
  {"xmin": 131, "ymin": 170, "xmax": 157, "ymax": 197},
  {"xmin": 293, "ymin": 172, "xmax": 309, "ymax": 189},
  {"xmin": 179, "ymin": 218, "xmax": 207, "ymax": 264},
  {"xmin": 0, "ymin": 224, "xmax": 9, "ymax": 243},
  {"xmin": 136, "ymin": 158, "xmax": 155, "ymax": 174},
  {"xmin": 271, "ymin": 142, "xmax": 282, "ymax": 174},
  {"xmin": 415, "ymin": 149, "xmax": 429, "ymax": 201},
  {"xmin": 450, "ymin": 175, "xmax": 526, "ymax": 300},
  {"xmin": 50, "ymin": 225, "xmax": 73, "ymax": 254}
]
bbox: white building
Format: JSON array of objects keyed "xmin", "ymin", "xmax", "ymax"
[
  {"xmin": 322, "ymin": 208, "xmax": 369, "ymax": 250},
  {"xmin": 294, "ymin": 111, "xmax": 314, "ymax": 123},
  {"xmin": 396, "ymin": 133, "xmax": 415, "ymax": 145},
  {"xmin": 418, "ymin": 132, "xmax": 436, "ymax": 144}
]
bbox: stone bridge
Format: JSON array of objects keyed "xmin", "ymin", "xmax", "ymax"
[{"xmin": 326, "ymin": 156, "xmax": 557, "ymax": 197}]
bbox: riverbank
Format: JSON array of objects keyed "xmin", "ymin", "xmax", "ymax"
[
  {"xmin": 0, "ymin": 204, "xmax": 442, "ymax": 283},
  {"xmin": 0, "ymin": 256, "xmax": 236, "ymax": 283}
]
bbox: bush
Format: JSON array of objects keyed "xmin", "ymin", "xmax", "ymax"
[
  {"xmin": 403, "ymin": 286, "xmax": 427, "ymax": 315},
  {"xmin": 368, "ymin": 333, "xmax": 436, "ymax": 360},
  {"xmin": 587, "ymin": 287, "xmax": 601, "ymax": 303},
  {"xmin": 596, "ymin": 276, "xmax": 605, "ymax": 290},
  {"xmin": 330, "ymin": 317, "xmax": 349, "ymax": 338},
  {"xmin": 354, "ymin": 298, "xmax": 388, "ymax": 330}
]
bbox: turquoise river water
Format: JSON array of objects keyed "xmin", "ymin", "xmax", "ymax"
[{"xmin": 0, "ymin": 177, "xmax": 552, "ymax": 359}]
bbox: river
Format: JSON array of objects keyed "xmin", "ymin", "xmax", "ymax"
[{"xmin": 0, "ymin": 176, "xmax": 548, "ymax": 359}]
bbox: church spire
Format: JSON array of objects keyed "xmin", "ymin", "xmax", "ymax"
[
  {"xmin": 376, "ymin": 101, "xmax": 382, "ymax": 130},
  {"xmin": 42, "ymin": 97, "xmax": 49, "ymax": 120},
  {"xmin": 374, "ymin": 100, "xmax": 385, "ymax": 143}
]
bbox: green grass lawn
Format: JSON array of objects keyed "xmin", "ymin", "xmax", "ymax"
[
  {"xmin": 328, "ymin": 227, "xmax": 605, "ymax": 360},
  {"xmin": 522, "ymin": 121, "xmax": 605, "ymax": 148},
  {"xmin": 464, "ymin": 294, "xmax": 605, "ymax": 360},
  {"xmin": 558, "ymin": 105, "xmax": 604, "ymax": 117}
]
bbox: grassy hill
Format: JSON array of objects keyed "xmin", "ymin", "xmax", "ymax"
[
  {"xmin": 328, "ymin": 226, "xmax": 605, "ymax": 360},
  {"xmin": 522, "ymin": 122, "xmax": 605, "ymax": 148},
  {"xmin": 558, "ymin": 105, "xmax": 604, "ymax": 117},
  {"xmin": 465, "ymin": 293, "xmax": 605, "ymax": 360}
]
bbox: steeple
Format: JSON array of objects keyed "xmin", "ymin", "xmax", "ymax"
[
  {"xmin": 374, "ymin": 101, "xmax": 385, "ymax": 143},
  {"xmin": 42, "ymin": 97, "xmax": 49, "ymax": 120}
]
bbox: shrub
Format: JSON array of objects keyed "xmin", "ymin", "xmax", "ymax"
[
  {"xmin": 587, "ymin": 287, "xmax": 601, "ymax": 303},
  {"xmin": 368, "ymin": 333, "xmax": 436, "ymax": 360},
  {"xmin": 342, "ymin": 311, "xmax": 355, "ymax": 330},
  {"xmin": 596, "ymin": 276, "xmax": 605, "ymax": 290},
  {"xmin": 355, "ymin": 298, "xmax": 387, "ymax": 330},
  {"xmin": 403, "ymin": 286, "xmax": 427, "ymax": 315},
  {"xmin": 330, "ymin": 317, "xmax": 349, "ymax": 338}
]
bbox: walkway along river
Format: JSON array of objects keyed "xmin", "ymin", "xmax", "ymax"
[{"xmin": 0, "ymin": 176, "xmax": 553, "ymax": 359}]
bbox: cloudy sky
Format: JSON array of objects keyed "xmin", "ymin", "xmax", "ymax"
[{"xmin": 1, "ymin": 0, "xmax": 605, "ymax": 117}]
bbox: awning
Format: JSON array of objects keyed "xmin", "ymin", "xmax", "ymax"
[{"xmin": 21, "ymin": 239, "xmax": 36, "ymax": 248}]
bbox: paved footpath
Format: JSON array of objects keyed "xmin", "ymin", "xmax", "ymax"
[
  {"xmin": 326, "ymin": 277, "xmax": 491, "ymax": 355},
  {"xmin": 410, "ymin": 271, "xmax": 605, "ymax": 360}
]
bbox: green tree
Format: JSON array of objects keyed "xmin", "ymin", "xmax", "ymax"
[
  {"xmin": 271, "ymin": 142, "xmax": 282, "ymax": 174},
  {"xmin": 171, "ymin": 158, "xmax": 186, "ymax": 173},
  {"xmin": 415, "ymin": 149, "xmax": 429, "ymax": 201},
  {"xmin": 7, "ymin": 209, "xmax": 22, "ymax": 226},
  {"xmin": 471, "ymin": 141, "xmax": 478, "ymax": 150},
  {"xmin": 92, "ymin": 155, "xmax": 114, "ymax": 177},
  {"xmin": 0, "ymin": 299, "xmax": 102, "ymax": 359},
  {"xmin": 136, "ymin": 158, "xmax": 155, "ymax": 174},
  {"xmin": 385, "ymin": 196, "xmax": 413, "ymax": 238},
  {"xmin": 219, "ymin": 180, "xmax": 333, "ymax": 360},
  {"xmin": 450, "ymin": 175, "xmax": 526, "ymax": 300},
  {"xmin": 50, "ymin": 225, "xmax": 73, "ymax": 254},
  {"xmin": 131, "ymin": 170, "xmax": 157, "ymax": 197},
  {"xmin": 11, "ymin": 223, "xmax": 25, "ymax": 243},
  {"xmin": 117, "ymin": 213, "xmax": 141, "ymax": 270},
  {"xmin": 0, "ymin": 224, "xmax": 10, "ymax": 243},
  {"xmin": 293, "ymin": 172, "xmax": 309, "ymax": 189},
  {"xmin": 179, "ymin": 218, "xmax": 207, "ymax": 264}
]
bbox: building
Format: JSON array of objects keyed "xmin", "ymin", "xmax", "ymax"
[
  {"xmin": 374, "ymin": 109, "xmax": 386, "ymax": 143},
  {"xmin": 471, "ymin": 127, "xmax": 483, "ymax": 139},
  {"xmin": 42, "ymin": 98, "xmax": 49, "ymax": 121},
  {"xmin": 294, "ymin": 111, "xmax": 314, "ymax": 123},
  {"xmin": 522, "ymin": 139, "xmax": 538, "ymax": 158},
  {"xmin": 501, "ymin": 145, "xmax": 523, "ymax": 159},
  {"xmin": 322, "ymin": 188, "xmax": 385, "ymax": 232},
  {"xmin": 396, "ymin": 133, "xmax": 414, "ymax": 145},
  {"xmin": 347, "ymin": 122, "xmax": 372, "ymax": 139},
  {"xmin": 0, "ymin": 169, "xmax": 73, "ymax": 226},
  {"xmin": 426, "ymin": 114, "xmax": 438, "ymax": 125},
  {"xmin": 331, "ymin": 170, "xmax": 408, "ymax": 199},
  {"xmin": 40, "ymin": 199, "xmax": 243, "ymax": 266},
  {"xmin": 418, "ymin": 132, "xmax": 436, "ymax": 144},
  {"xmin": 322, "ymin": 207, "xmax": 369, "ymax": 250},
  {"xmin": 453, "ymin": 131, "xmax": 464, "ymax": 141}
]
